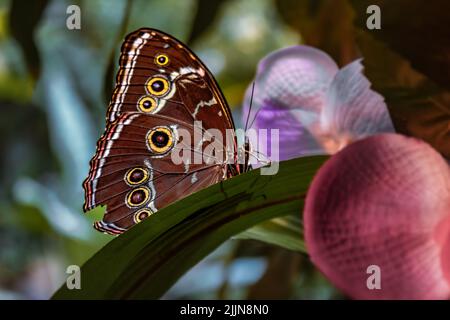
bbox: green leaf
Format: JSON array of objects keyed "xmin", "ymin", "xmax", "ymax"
[
  {"xmin": 52, "ymin": 156, "xmax": 327, "ymax": 299},
  {"xmin": 236, "ymin": 214, "xmax": 305, "ymax": 252}
]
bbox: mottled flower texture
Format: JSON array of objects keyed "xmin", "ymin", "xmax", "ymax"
[
  {"xmin": 304, "ymin": 134, "xmax": 450, "ymax": 299},
  {"xmin": 242, "ymin": 45, "xmax": 394, "ymax": 161}
]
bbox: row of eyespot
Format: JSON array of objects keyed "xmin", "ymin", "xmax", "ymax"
[
  {"xmin": 137, "ymin": 54, "xmax": 175, "ymax": 155},
  {"xmin": 125, "ymin": 126, "xmax": 175, "ymax": 221},
  {"xmin": 124, "ymin": 54, "xmax": 173, "ymax": 222},
  {"xmin": 124, "ymin": 166, "xmax": 154, "ymax": 223},
  {"xmin": 137, "ymin": 53, "xmax": 171, "ymax": 113}
]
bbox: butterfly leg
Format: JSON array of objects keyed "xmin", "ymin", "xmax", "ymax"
[
  {"xmin": 218, "ymin": 180, "xmax": 229, "ymax": 200},
  {"xmin": 248, "ymin": 175, "xmax": 275, "ymax": 201}
]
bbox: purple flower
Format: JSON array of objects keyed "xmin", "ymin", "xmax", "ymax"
[{"xmin": 242, "ymin": 46, "xmax": 394, "ymax": 162}]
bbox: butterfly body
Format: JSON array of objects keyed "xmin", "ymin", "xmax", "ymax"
[{"xmin": 83, "ymin": 28, "xmax": 242, "ymax": 234}]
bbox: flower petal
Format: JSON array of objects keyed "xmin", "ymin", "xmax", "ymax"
[
  {"xmin": 246, "ymin": 101, "xmax": 324, "ymax": 163},
  {"xmin": 242, "ymin": 46, "xmax": 339, "ymax": 160},
  {"xmin": 304, "ymin": 133, "xmax": 450, "ymax": 299},
  {"xmin": 319, "ymin": 60, "xmax": 395, "ymax": 153}
]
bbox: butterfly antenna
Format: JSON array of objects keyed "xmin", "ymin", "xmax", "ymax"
[
  {"xmin": 241, "ymin": 81, "xmax": 256, "ymax": 173},
  {"xmin": 247, "ymin": 107, "xmax": 263, "ymax": 132},
  {"xmin": 244, "ymin": 81, "xmax": 255, "ymax": 133}
]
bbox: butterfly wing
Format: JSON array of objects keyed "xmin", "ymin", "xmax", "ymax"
[
  {"xmin": 107, "ymin": 28, "xmax": 235, "ymax": 136},
  {"xmin": 84, "ymin": 113, "xmax": 225, "ymax": 234},
  {"xmin": 84, "ymin": 28, "xmax": 238, "ymax": 234}
]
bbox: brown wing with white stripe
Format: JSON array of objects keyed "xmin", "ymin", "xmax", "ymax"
[
  {"xmin": 83, "ymin": 113, "xmax": 226, "ymax": 234},
  {"xmin": 83, "ymin": 28, "xmax": 239, "ymax": 234},
  {"xmin": 106, "ymin": 28, "xmax": 235, "ymax": 136}
]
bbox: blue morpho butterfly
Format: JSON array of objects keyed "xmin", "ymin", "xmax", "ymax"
[{"xmin": 83, "ymin": 28, "xmax": 258, "ymax": 235}]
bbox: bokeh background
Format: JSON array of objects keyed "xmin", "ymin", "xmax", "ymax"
[{"xmin": 1, "ymin": 0, "xmax": 448, "ymax": 299}]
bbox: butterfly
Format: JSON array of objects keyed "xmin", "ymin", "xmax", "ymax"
[{"xmin": 83, "ymin": 28, "xmax": 248, "ymax": 235}]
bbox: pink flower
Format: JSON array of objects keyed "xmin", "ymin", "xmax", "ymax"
[{"xmin": 304, "ymin": 133, "xmax": 450, "ymax": 299}]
